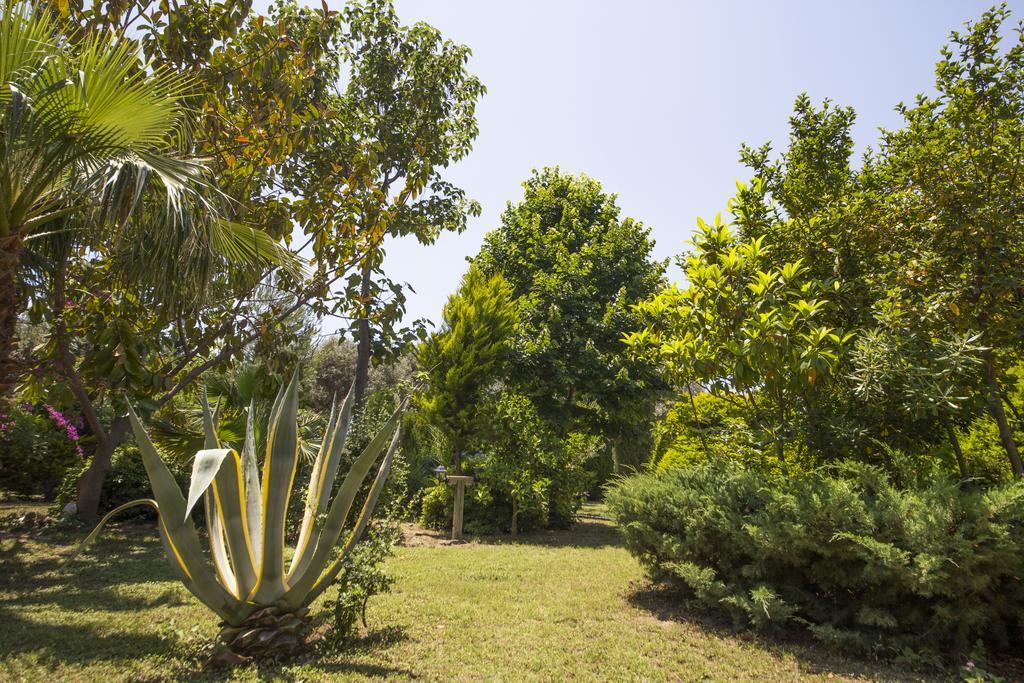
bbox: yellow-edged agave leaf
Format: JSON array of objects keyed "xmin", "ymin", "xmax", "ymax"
[
  {"xmin": 251, "ymin": 369, "xmax": 300, "ymax": 603},
  {"xmin": 68, "ymin": 498, "xmax": 211, "ymax": 602},
  {"xmin": 288, "ymin": 399, "xmax": 337, "ymax": 579},
  {"xmin": 289, "ymin": 384, "xmax": 355, "ymax": 580},
  {"xmin": 241, "ymin": 398, "xmax": 263, "ymax": 567},
  {"xmin": 76, "ymin": 372, "xmax": 405, "ymax": 660},
  {"xmin": 185, "ymin": 448, "xmax": 236, "ymax": 519},
  {"xmin": 197, "ymin": 392, "xmax": 258, "ymax": 598},
  {"xmin": 125, "ymin": 404, "xmax": 243, "ymax": 622},
  {"xmin": 67, "ymin": 498, "xmax": 160, "ymax": 563},
  {"xmin": 305, "ymin": 425, "xmax": 402, "ymax": 605},
  {"xmin": 282, "ymin": 403, "xmax": 405, "ymax": 608}
]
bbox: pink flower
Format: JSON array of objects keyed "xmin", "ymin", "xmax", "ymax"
[{"xmin": 43, "ymin": 405, "xmax": 85, "ymax": 457}]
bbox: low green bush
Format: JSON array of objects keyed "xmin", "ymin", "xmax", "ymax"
[
  {"xmin": 418, "ymin": 480, "xmax": 546, "ymax": 535},
  {"xmin": 606, "ymin": 461, "xmax": 1024, "ymax": 661},
  {"xmin": 330, "ymin": 519, "xmax": 401, "ymax": 645},
  {"xmin": 54, "ymin": 445, "xmax": 190, "ymax": 518},
  {"xmin": 0, "ymin": 405, "xmax": 83, "ymax": 498}
]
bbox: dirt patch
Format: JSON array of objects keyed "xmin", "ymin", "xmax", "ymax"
[
  {"xmin": 397, "ymin": 516, "xmax": 622, "ymax": 549},
  {"xmin": 398, "ymin": 522, "xmax": 460, "ymax": 547}
]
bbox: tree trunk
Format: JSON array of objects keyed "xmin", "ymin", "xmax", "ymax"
[
  {"xmin": 773, "ymin": 436, "xmax": 789, "ymax": 477},
  {"xmin": 686, "ymin": 382, "xmax": 709, "ymax": 457},
  {"xmin": 76, "ymin": 416, "xmax": 130, "ymax": 522},
  {"xmin": 773, "ymin": 393, "xmax": 789, "ymax": 477},
  {"xmin": 982, "ymin": 350, "xmax": 1023, "ymax": 479},
  {"xmin": 353, "ymin": 260, "xmax": 373, "ymax": 408},
  {"xmin": 511, "ymin": 498, "xmax": 519, "ymax": 538},
  {"xmin": 941, "ymin": 414, "xmax": 969, "ymax": 481},
  {"xmin": 0, "ymin": 235, "xmax": 23, "ymax": 400}
]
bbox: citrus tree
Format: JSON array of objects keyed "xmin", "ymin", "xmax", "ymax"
[{"xmin": 627, "ymin": 209, "xmax": 850, "ymax": 474}]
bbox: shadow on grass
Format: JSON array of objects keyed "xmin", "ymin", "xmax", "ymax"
[
  {"xmin": 626, "ymin": 583, "xmax": 935, "ymax": 682},
  {"xmin": 1, "ymin": 524, "xmax": 422, "ymax": 681},
  {"xmin": 137, "ymin": 626, "xmax": 417, "ymax": 682},
  {"xmin": 0, "ymin": 526, "xmax": 185, "ymax": 614},
  {"xmin": 0, "ymin": 605, "xmax": 182, "ymax": 667},
  {"xmin": 501, "ymin": 518, "xmax": 623, "ymax": 549}
]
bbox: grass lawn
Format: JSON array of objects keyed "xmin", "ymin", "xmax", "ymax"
[{"xmin": 0, "ymin": 503, "xmax": 938, "ymax": 682}]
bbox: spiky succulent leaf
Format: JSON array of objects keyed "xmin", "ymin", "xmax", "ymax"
[
  {"xmin": 125, "ymin": 404, "xmax": 244, "ymax": 622},
  {"xmin": 306, "ymin": 424, "xmax": 402, "ymax": 605},
  {"xmin": 289, "ymin": 384, "xmax": 355, "ymax": 580},
  {"xmin": 252, "ymin": 369, "xmax": 300, "ymax": 603},
  {"xmin": 196, "ymin": 391, "xmax": 258, "ymax": 597},
  {"xmin": 241, "ymin": 398, "xmax": 263, "ymax": 568},
  {"xmin": 282, "ymin": 404, "xmax": 405, "ymax": 609}
]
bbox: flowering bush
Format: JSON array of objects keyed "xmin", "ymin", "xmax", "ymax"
[
  {"xmin": 0, "ymin": 404, "xmax": 85, "ymax": 498},
  {"xmin": 43, "ymin": 405, "xmax": 85, "ymax": 458}
]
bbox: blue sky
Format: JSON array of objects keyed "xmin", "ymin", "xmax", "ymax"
[{"xmin": 318, "ymin": 0, "xmax": 1024, "ymax": 336}]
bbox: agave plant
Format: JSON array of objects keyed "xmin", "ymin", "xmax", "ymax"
[{"xmin": 74, "ymin": 372, "xmax": 404, "ymax": 663}]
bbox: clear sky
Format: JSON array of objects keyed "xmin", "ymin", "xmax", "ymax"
[{"xmin": 317, "ymin": 0, "xmax": 1024, "ymax": 336}]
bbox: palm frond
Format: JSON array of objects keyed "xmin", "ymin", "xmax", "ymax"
[{"xmin": 208, "ymin": 219, "xmax": 305, "ymax": 280}]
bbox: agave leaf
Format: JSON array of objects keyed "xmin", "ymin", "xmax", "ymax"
[
  {"xmin": 66, "ymin": 498, "xmax": 159, "ymax": 564},
  {"xmin": 184, "ymin": 448, "xmax": 235, "ymax": 520},
  {"xmin": 206, "ymin": 486, "xmax": 237, "ymax": 596},
  {"xmin": 241, "ymin": 398, "xmax": 262, "ymax": 567},
  {"xmin": 126, "ymin": 404, "xmax": 243, "ymax": 622},
  {"xmin": 282, "ymin": 403, "xmax": 404, "ymax": 609},
  {"xmin": 200, "ymin": 388, "xmax": 219, "ymax": 449},
  {"xmin": 67, "ymin": 498, "xmax": 204, "ymax": 594},
  {"xmin": 306, "ymin": 424, "xmax": 402, "ymax": 605},
  {"xmin": 188, "ymin": 437, "xmax": 238, "ymax": 596},
  {"xmin": 289, "ymin": 399, "xmax": 337, "ymax": 578},
  {"xmin": 197, "ymin": 391, "xmax": 259, "ymax": 597},
  {"xmin": 212, "ymin": 453, "xmax": 259, "ymax": 598},
  {"xmin": 251, "ymin": 368, "xmax": 300, "ymax": 603},
  {"xmin": 289, "ymin": 384, "xmax": 355, "ymax": 580}
]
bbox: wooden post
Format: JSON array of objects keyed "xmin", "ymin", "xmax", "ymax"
[
  {"xmin": 446, "ymin": 475, "xmax": 475, "ymax": 541},
  {"xmin": 452, "ymin": 479, "xmax": 465, "ymax": 540}
]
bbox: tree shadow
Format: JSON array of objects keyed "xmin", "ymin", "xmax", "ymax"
[
  {"xmin": 0, "ymin": 527, "xmax": 193, "ymax": 613},
  {"xmin": 626, "ymin": 583, "xmax": 937, "ymax": 682},
  {"xmin": 499, "ymin": 518, "xmax": 623, "ymax": 549},
  {"xmin": 140, "ymin": 626, "xmax": 416, "ymax": 682},
  {"xmin": 0, "ymin": 606, "xmax": 186, "ymax": 668},
  {"xmin": 342, "ymin": 624, "xmax": 410, "ymax": 652}
]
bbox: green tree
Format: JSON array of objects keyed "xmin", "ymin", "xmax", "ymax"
[
  {"xmin": 480, "ymin": 392, "xmax": 596, "ymax": 535},
  {"xmin": 848, "ymin": 302, "xmax": 985, "ymax": 480},
  {"xmin": 475, "ymin": 168, "xmax": 667, "ymax": 471},
  {"xmin": 864, "ymin": 5, "xmax": 1024, "ymax": 477},
  {"xmin": 0, "ymin": 2, "xmax": 203, "ymax": 395},
  {"xmin": 21, "ymin": 0, "xmax": 386, "ymax": 519},
  {"xmin": 417, "ymin": 265, "xmax": 516, "ymax": 475},
  {"xmin": 287, "ymin": 0, "xmax": 485, "ymax": 407},
  {"xmin": 628, "ymin": 210, "xmax": 850, "ymax": 475}
]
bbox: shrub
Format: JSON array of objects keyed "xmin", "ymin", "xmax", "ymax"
[
  {"xmin": 54, "ymin": 445, "xmax": 192, "ymax": 519},
  {"xmin": 330, "ymin": 519, "xmax": 401, "ymax": 645},
  {"xmin": 418, "ymin": 479, "xmax": 541, "ymax": 535},
  {"xmin": 651, "ymin": 394, "xmax": 761, "ymax": 473},
  {"xmin": 0, "ymin": 404, "xmax": 84, "ymax": 498},
  {"xmin": 607, "ymin": 461, "xmax": 1024, "ymax": 660}
]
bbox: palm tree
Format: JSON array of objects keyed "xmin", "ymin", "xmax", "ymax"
[{"xmin": 0, "ymin": 2, "xmax": 200, "ymax": 395}]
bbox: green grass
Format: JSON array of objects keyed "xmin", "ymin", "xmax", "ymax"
[{"xmin": 0, "ymin": 504, "xmax": 934, "ymax": 681}]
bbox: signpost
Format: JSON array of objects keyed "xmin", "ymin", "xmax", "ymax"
[{"xmin": 434, "ymin": 464, "xmax": 481, "ymax": 541}]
